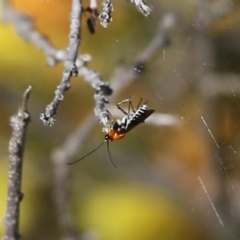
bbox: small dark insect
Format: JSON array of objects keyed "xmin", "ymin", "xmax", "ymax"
[
  {"xmin": 67, "ymin": 98, "xmax": 155, "ymax": 167},
  {"xmin": 84, "ymin": 6, "xmax": 99, "ymax": 34}
]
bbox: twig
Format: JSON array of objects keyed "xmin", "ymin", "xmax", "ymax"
[
  {"xmin": 99, "ymin": 0, "xmax": 114, "ymax": 28},
  {"xmin": 92, "ymin": 13, "xmax": 176, "ymax": 135},
  {"xmin": 52, "ymin": 114, "xmax": 96, "ymax": 240},
  {"xmin": 53, "ymin": 11, "xmax": 177, "ymax": 168},
  {"xmin": 48, "ymin": 11, "xmax": 177, "ymax": 240},
  {"xmin": 3, "ymin": 86, "xmax": 32, "ymax": 240},
  {"xmin": 40, "ymin": 0, "xmax": 82, "ymax": 126},
  {"xmin": 110, "ymin": 13, "xmax": 175, "ymax": 95},
  {"xmin": 1, "ymin": 2, "xmax": 61, "ymax": 66},
  {"xmin": 1, "ymin": 1, "xmax": 154, "ymax": 128},
  {"xmin": 1, "ymin": 1, "xmax": 83, "ymax": 126},
  {"xmin": 1, "ymin": 2, "xmax": 112, "ymax": 126},
  {"xmin": 129, "ymin": 0, "xmax": 152, "ymax": 16},
  {"xmin": 92, "ymin": 9, "xmax": 175, "ymax": 132},
  {"xmin": 90, "ymin": 0, "xmax": 97, "ymax": 9},
  {"xmin": 75, "ymin": 56, "xmax": 113, "ymax": 128},
  {"xmin": 50, "ymin": 13, "xmax": 176, "ymax": 238},
  {"xmin": 193, "ymin": 0, "xmax": 232, "ymax": 29},
  {"xmin": 200, "ymin": 73, "xmax": 240, "ymax": 97}
]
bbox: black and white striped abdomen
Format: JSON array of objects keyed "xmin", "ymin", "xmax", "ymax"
[
  {"xmin": 123, "ymin": 105, "xmax": 155, "ymax": 133},
  {"xmin": 131, "ymin": 105, "xmax": 149, "ymax": 121}
]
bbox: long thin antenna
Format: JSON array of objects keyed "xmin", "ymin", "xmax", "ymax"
[
  {"xmin": 106, "ymin": 141, "xmax": 116, "ymax": 168},
  {"xmin": 136, "ymin": 98, "xmax": 142, "ymax": 110},
  {"xmin": 67, "ymin": 141, "xmax": 106, "ymax": 165}
]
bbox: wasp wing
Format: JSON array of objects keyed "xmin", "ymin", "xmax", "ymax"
[{"xmin": 123, "ymin": 108, "xmax": 155, "ymax": 134}]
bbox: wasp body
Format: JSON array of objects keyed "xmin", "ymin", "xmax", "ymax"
[{"xmin": 68, "ymin": 98, "xmax": 155, "ymax": 167}]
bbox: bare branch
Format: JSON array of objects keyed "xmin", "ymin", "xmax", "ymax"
[
  {"xmin": 40, "ymin": 0, "xmax": 82, "ymax": 126},
  {"xmin": 135, "ymin": 13, "xmax": 175, "ymax": 63},
  {"xmin": 200, "ymin": 74, "xmax": 240, "ymax": 97},
  {"xmin": 90, "ymin": 0, "xmax": 98, "ymax": 9},
  {"xmin": 93, "ymin": 13, "xmax": 176, "ymax": 133},
  {"xmin": 54, "ymin": 12, "xmax": 176, "ymax": 165},
  {"xmin": 75, "ymin": 56, "xmax": 113, "ymax": 128},
  {"xmin": 52, "ymin": 115, "xmax": 96, "ymax": 240},
  {"xmin": 51, "ymin": 13, "xmax": 176, "ymax": 239},
  {"xmin": 193, "ymin": 0, "xmax": 232, "ymax": 29},
  {"xmin": 129, "ymin": 0, "xmax": 152, "ymax": 16},
  {"xmin": 1, "ymin": 0, "xmax": 155, "ymax": 128},
  {"xmin": 3, "ymin": 86, "xmax": 32, "ymax": 240},
  {"xmin": 110, "ymin": 13, "xmax": 175, "ymax": 99},
  {"xmin": 1, "ymin": 4, "xmax": 61, "ymax": 66},
  {"xmin": 99, "ymin": 0, "xmax": 114, "ymax": 28},
  {"xmin": 1, "ymin": 1, "xmax": 89, "ymax": 127}
]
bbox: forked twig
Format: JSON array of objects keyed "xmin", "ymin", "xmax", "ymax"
[
  {"xmin": 51, "ymin": 13, "xmax": 177, "ymax": 239},
  {"xmin": 40, "ymin": 0, "xmax": 83, "ymax": 126}
]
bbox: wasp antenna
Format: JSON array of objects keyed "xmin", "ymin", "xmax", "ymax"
[
  {"xmin": 136, "ymin": 98, "xmax": 143, "ymax": 110},
  {"xmin": 106, "ymin": 141, "xmax": 117, "ymax": 168},
  {"xmin": 67, "ymin": 141, "xmax": 105, "ymax": 165},
  {"xmin": 143, "ymin": 99, "xmax": 148, "ymax": 105},
  {"xmin": 128, "ymin": 97, "xmax": 135, "ymax": 113},
  {"xmin": 128, "ymin": 98, "xmax": 131, "ymax": 114}
]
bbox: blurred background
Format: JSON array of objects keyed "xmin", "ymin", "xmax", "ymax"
[{"xmin": 1, "ymin": 0, "xmax": 240, "ymax": 239}]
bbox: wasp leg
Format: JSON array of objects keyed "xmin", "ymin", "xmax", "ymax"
[{"xmin": 117, "ymin": 98, "xmax": 131, "ymax": 115}]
